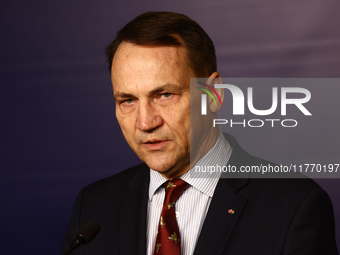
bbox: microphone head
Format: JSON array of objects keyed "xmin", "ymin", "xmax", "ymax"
[{"xmin": 76, "ymin": 220, "xmax": 100, "ymax": 244}]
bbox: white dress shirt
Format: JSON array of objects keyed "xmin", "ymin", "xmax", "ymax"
[{"xmin": 146, "ymin": 132, "xmax": 232, "ymax": 255}]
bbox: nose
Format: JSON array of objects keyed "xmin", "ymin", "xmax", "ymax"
[{"xmin": 136, "ymin": 101, "xmax": 163, "ymax": 131}]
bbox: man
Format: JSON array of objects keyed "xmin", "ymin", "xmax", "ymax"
[{"xmin": 63, "ymin": 12, "xmax": 338, "ymax": 254}]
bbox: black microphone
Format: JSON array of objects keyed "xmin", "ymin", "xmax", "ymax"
[{"xmin": 63, "ymin": 220, "xmax": 100, "ymax": 255}]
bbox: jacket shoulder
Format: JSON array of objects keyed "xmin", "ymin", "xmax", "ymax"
[{"xmin": 84, "ymin": 163, "xmax": 149, "ymax": 194}]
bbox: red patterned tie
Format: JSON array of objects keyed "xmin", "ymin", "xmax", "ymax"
[{"xmin": 153, "ymin": 179, "xmax": 189, "ymax": 255}]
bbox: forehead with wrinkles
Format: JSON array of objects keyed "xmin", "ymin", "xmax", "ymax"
[{"xmin": 111, "ymin": 42, "xmax": 191, "ymax": 93}]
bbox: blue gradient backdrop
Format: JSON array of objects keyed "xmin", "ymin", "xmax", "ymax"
[{"xmin": 1, "ymin": 0, "xmax": 339, "ymax": 253}]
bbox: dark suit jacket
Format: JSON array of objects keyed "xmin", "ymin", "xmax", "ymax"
[{"xmin": 62, "ymin": 133, "xmax": 338, "ymax": 254}]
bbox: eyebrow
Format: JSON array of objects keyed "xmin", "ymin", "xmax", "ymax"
[
  {"xmin": 148, "ymin": 84, "xmax": 184, "ymax": 96},
  {"xmin": 113, "ymin": 92, "xmax": 135, "ymax": 100},
  {"xmin": 114, "ymin": 83, "xmax": 185, "ymax": 100}
]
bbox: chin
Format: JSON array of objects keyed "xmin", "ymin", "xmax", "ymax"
[
  {"xmin": 145, "ymin": 160, "xmax": 174, "ymax": 173},
  {"xmin": 137, "ymin": 150, "xmax": 188, "ymax": 174}
]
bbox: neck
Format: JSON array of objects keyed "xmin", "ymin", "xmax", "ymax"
[
  {"xmin": 157, "ymin": 126, "xmax": 221, "ymax": 180},
  {"xmin": 190, "ymin": 126, "xmax": 220, "ymax": 169}
]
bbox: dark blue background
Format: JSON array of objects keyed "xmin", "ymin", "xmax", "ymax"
[{"xmin": 1, "ymin": 0, "xmax": 339, "ymax": 254}]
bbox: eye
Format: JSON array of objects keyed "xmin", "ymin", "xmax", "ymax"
[
  {"xmin": 161, "ymin": 93, "xmax": 172, "ymax": 98},
  {"xmin": 122, "ymin": 99, "xmax": 135, "ymax": 104}
]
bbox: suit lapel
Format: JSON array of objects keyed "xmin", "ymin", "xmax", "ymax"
[
  {"xmin": 194, "ymin": 133, "xmax": 251, "ymax": 255},
  {"xmin": 118, "ymin": 164, "xmax": 149, "ymax": 255},
  {"xmin": 194, "ymin": 178, "xmax": 248, "ymax": 255}
]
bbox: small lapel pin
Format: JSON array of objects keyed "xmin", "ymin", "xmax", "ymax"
[{"xmin": 228, "ymin": 209, "xmax": 235, "ymax": 214}]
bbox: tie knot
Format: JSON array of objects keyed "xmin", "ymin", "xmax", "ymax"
[{"xmin": 163, "ymin": 179, "xmax": 189, "ymax": 205}]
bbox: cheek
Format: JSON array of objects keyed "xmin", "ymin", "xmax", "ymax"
[
  {"xmin": 164, "ymin": 108, "xmax": 190, "ymax": 140},
  {"xmin": 116, "ymin": 115, "xmax": 136, "ymax": 140},
  {"xmin": 178, "ymin": 104, "xmax": 191, "ymax": 130}
]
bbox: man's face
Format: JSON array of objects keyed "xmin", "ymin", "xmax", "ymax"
[{"xmin": 111, "ymin": 42, "xmax": 195, "ymax": 179}]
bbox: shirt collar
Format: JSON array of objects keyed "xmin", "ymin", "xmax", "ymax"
[{"xmin": 148, "ymin": 131, "xmax": 232, "ymax": 201}]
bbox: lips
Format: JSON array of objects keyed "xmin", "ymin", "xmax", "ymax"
[{"xmin": 142, "ymin": 139, "xmax": 169, "ymax": 150}]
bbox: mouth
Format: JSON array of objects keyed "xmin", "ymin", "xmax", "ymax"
[{"xmin": 142, "ymin": 139, "xmax": 169, "ymax": 150}]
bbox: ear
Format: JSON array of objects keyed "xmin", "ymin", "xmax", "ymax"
[{"xmin": 206, "ymin": 72, "xmax": 224, "ymax": 113}]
